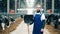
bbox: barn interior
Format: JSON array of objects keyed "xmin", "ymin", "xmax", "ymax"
[{"xmin": 0, "ymin": 0, "xmax": 60, "ymax": 34}]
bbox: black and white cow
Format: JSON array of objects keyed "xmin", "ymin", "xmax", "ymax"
[
  {"xmin": 9, "ymin": 16, "xmax": 15, "ymax": 23},
  {"xmin": 46, "ymin": 14, "xmax": 60, "ymax": 29},
  {"xmin": 56, "ymin": 15, "xmax": 60, "ymax": 29},
  {"xmin": 0, "ymin": 15, "xmax": 15, "ymax": 30},
  {"xmin": 0, "ymin": 15, "xmax": 3, "ymax": 29},
  {"xmin": 1, "ymin": 15, "xmax": 10, "ymax": 30}
]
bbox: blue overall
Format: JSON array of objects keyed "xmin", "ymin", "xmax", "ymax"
[{"xmin": 33, "ymin": 13, "xmax": 43, "ymax": 34}]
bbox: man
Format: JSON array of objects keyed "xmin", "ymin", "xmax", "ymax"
[{"xmin": 33, "ymin": 4, "xmax": 46, "ymax": 34}]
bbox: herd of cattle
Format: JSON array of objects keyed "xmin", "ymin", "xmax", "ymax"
[
  {"xmin": 0, "ymin": 14, "xmax": 60, "ymax": 30},
  {"xmin": 0, "ymin": 15, "xmax": 15, "ymax": 30},
  {"xmin": 45, "ymin": 14, "xmax": 60, "ymax": 29}
]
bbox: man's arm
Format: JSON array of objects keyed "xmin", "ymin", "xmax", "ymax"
[
  {"xmin": 42, "ymin": 20, "xmax": 46, "ymax": 29},
  {"xmin": 41, "ymin": 13, "xmax": 46, "ymax": 28},
  {"xmin": 41, "ymin": 13, "xmax": 46, "ymax": 32}
]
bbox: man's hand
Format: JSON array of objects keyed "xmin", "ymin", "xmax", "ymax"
[{"xmin": 41, "ymin": 29, "xmax": 44, "ymax": 32}]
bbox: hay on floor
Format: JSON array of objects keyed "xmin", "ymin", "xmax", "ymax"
[{"xmin": 45, "ymin": 23, "xmax": 60, "ymax": 34}]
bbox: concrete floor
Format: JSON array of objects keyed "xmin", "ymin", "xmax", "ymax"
[{"xmin": 10, "ymin": 21, "xmax": 51, "ymax": 34}]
